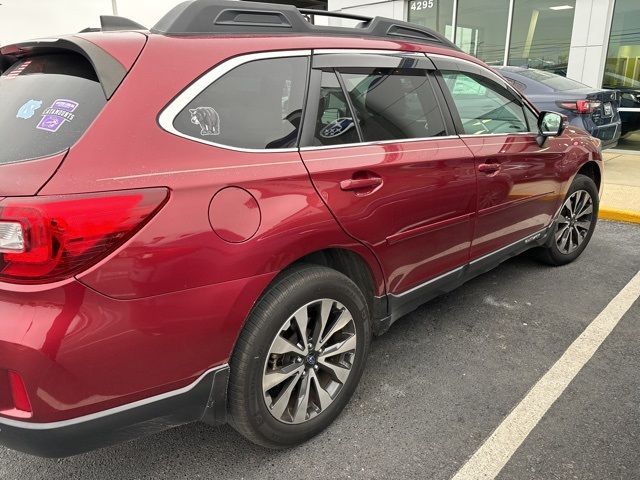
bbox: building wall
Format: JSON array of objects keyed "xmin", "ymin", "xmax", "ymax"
[{"xmin": 328, "ymin": 0, "xmax": 616, "ymax": 88}]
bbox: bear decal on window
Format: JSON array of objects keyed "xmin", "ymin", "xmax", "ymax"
[{"xmin": 189, "ymin": 107, "xmax": 220, "ymax": 136}]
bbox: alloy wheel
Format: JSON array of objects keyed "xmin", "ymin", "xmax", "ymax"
[
  {"xmin": 555, "ymin": 189, "xmax": 594, "ymax": 254},
  {"xmin": 262, "ymin": 299, "xmax": 357, "ymax": 424}
]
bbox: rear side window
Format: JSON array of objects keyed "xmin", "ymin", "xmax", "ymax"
[
  {"xmin": 441, "ymin": 71, "xmax": 528, "ymax": 135},
  {"xmin": 173, "ymin": 57, "xmax": 308, "ymax": 149},
  {"xmin": 341, "ymin": 69, "xmax": 447, "ymax": 141},
  {"xmin": 0, "ymin": 54, "xmax": 107, "ymax": 165}
]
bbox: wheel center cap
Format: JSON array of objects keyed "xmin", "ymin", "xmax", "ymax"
[{"xmin": 305, "ymin": 353, "xmax": 317, "ymax": 366}]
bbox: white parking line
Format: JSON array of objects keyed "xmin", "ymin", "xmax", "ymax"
[{"xmin": 452, "ymin": 270, "xmax": 640, "ymax": 480}]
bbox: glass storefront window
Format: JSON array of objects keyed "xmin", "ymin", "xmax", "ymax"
[
  {"xmin": 507, "ymin": 0, "xmax": 575, "ymax": 76},
  {"xmin": 454, "ymin": 0, "xmax": 509, "ymax": 66},
  {"xmin": 604, "ymin": 0, "xmax": 640, "ymax": 88},
  {"xmin": 407, "ymin": 0, "xmax": 454, "ymax": 41}
]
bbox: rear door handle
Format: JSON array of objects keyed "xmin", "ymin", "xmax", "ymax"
[
  {"xmin": 340, "ymin": 177, "xmax": 383, "ymax": 191},
  {"xmin": 478, "ymin": 163, "xmax": 501, "ymax": 174}
]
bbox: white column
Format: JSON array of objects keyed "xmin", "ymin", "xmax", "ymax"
[{"xmin": 566, "ymin": 0, "xmax": 616, "ymax": 88}]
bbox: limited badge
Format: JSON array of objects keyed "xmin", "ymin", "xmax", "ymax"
[
  {"xmin": 319, "ymin": 117, "xmax": 355, "ymax": 139},
  {"xmin": 189, "ymin": 107, "xmax": 220, "ymax": 136},
  {"xmin": 16, "ymin": 99, "xmax": 43, "ymax": 119},
  {"xmin": 37, "ymin": 99, "xmax": 78, "ymax": 133}
]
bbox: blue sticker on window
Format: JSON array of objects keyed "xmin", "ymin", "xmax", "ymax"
[
  {"xmin": 16, "ymin": 100, "xmax": 43, "ymax": 119},
  {"xmin": 319, "ymin": 118, "xmax": 355, "ymax": 139}
]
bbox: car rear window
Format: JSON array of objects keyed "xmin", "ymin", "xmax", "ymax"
[
  {"xmin": 0, "ymin": 53, "xmax": 106, "ymax": 165},
  {"xmin": 513, "ymin": 69, "xmax": 588, "ymax": 91}
]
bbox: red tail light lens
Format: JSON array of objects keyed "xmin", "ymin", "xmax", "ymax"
[
  {"xmin": 8, "ymin": 371, "xmax": 32, "ymax": 413},
  {"xmin": 0, "ymin": 188, "xmax": 169, "ymax": 284},
  {"xmin": 556, "ymin": 100, "xmax": 601, "ymax": 114}
]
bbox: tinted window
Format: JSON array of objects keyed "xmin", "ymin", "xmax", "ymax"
[
  {"xmin": 174, "ymin": 57, "xmax": 308, "ymax": 149},
  {"xmin": 0, "ymin": 54, "xmax": 106, "ymax": 165},
  {"xmin": 442, "ymin": 71, "xmax": 528, "ymax": 135},
  {"xmin": 341, "ymin": 69, "xmax": 446, "ymax": 141},
  {"xmin": 312, "ymin": 71, "xmax": 359, "ymax": 146}
]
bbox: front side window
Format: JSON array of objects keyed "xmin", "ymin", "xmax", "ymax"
[
  {"xmin": 340, "ymin": 69, "xmax": 447, "ymax": 141},
  {"xmin": 174, "ymin": 57, "xmax": 308, "ymax": 149},
  {"xmin": 442, "ymin": 71, "xmax": 528, "ymax": 135}
]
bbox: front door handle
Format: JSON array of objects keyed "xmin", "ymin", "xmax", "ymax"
[
  {"xmin": 340, "ymin": 177, "xmax": 383, "ymax": 191},
  {"xmin": 478, "ymin": 163, "xmax": 500, "ymax": 174}
]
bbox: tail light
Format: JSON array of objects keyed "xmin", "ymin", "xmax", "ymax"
[
  {"xmin": 556, "ymin": 100, "xmax": 601, "ymax": 114},
  {"xmin": 0, "ymin": 188, "xmax": 169, "ymax": 284}
]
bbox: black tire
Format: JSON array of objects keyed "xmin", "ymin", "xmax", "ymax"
[
  {"xmin": 228, "ymin": 265, "xmax": 371, "ymax": 448},
  {"xmin": 537, "ymin": 174, "xmax": 599, "ymax": 266}
]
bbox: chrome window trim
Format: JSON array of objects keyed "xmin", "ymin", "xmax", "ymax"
[
  {"xmin": 0, "ymin": 364, "xmax": 228, "ymax": 430},
  {"xmin": 158, "ymin": 49, "xmax": 312, "ymax": 153},
  {"xmin": 299, "ymin": 134, "xmax": 461, "ymax": 152},
  {"xmin": 312, "ymin": 48, "xmax": 426, "ymax": 56}
]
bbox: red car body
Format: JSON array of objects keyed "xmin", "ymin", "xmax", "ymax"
[{"xmin": 0, "ymin": 8, "xmax": 602, "ymax": 457}]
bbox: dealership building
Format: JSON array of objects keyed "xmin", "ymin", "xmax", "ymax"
[{"xmin": 325, "ymin": 0, "xmax": 639, "ymax": 92}]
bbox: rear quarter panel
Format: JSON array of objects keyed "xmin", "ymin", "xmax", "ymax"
[{"xmin": 38, "ymin": 35, "xmax": 389, "ymax": 300}]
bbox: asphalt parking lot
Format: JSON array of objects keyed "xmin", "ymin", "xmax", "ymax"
[{"xmin": 1, "ymin": 220, "xmax": 639, "ymax": 480}]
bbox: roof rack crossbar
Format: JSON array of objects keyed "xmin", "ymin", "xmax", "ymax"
[
  {"xmin": 298, "ymin": 8, "xmax": 373, "ymax": 23},
  {"xmin": 151, "ymin": 0, "xmax": 461, "ymax": 51}
]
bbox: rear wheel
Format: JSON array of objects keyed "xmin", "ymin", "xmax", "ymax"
[
  {"xmin": 538, "ymin": 174, "xmax": 599, "ymax": 266},
  {"xmin": 228, "ymin": 265, "xmax": 371, "ymax": 448}
]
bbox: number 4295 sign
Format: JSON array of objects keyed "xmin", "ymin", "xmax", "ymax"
[{"xmin": 410, "ymin": 0, "xmax": 435, "ymax": 10}]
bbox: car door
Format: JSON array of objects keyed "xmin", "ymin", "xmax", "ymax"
[
  {"xmin": 432, "ymin": 56, "xmax": 564, "ymax": 259},
  {"xmin": 299, "ymin": 51, "xmax": 477, "ymax": 295}
]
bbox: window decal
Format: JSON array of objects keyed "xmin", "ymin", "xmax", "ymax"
[
  {"xmin": 319, "ymin": 117, "xmax": 356, "ymax": 139},
  {"xmin": 189, "ymin": 107, "xmax": 220, "ymax": 136},
  {"xmin": 16, "ymin": 100, "xmax": 43, "ymax": 120},
  {"xmin": 36, "ymin": 99, "xmax": 78, "ymax": 133}
]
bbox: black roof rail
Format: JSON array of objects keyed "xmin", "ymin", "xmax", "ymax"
[
  {"xmin": 151, "ymin": 0, "xmax": 461, "ymax": 51},
  {"xmin": 99, "ymin": 15, "xmax": 147, "ymax": 32}
]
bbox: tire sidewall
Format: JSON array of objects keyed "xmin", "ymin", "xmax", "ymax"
[
  {"xmin": 232, "ymin": 266, "xmax": 371, "ymax": 447},
  {"xmin": 547, "ymin": 174, "xmax": 599, "ymax": 263}
]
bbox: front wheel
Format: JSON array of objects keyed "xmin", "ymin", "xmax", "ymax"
[
  {"xmin": 228, "ymin": 265, "xmax": 371, "ymax": 448},
  {"xmin": 537, "ymin": 173, "xmax": 599, "ymax": 266}
]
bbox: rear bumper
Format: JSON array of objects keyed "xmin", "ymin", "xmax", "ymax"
[
  {"xmin": 0, "ymin": 365, "xmax": 229, "ymax": 457},
  {"xmin": 572, "ymin": 116, "xmax": 621, "ymax": 148},
  {"xmin": 0, "ymin": 272, "xmax": 274, "ymax": 456}
]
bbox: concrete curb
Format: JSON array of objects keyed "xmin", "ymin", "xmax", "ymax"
[{"xmin": 600, "ymin": 208, "xmax": 640, "ymax": 224}]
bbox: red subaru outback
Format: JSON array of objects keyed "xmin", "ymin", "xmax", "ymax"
[{"xmin": 0, "ymin": 0, "xmax": 602, "ymax": 457}]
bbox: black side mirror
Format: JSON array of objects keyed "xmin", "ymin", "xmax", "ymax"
[{"xmin": 536, "ymin": 111, "xmax": 566, "ymax": 146}]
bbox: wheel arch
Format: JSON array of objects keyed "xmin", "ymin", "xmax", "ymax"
[
  {"xmin": 230, "ymin": 246, "xmax": 389, "ymax": 361},
  {"xmin": 576, "ymin": 160, "xmax": 602, "ymax": 192}
]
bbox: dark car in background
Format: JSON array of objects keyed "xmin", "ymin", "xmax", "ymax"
[
  {"xmin": 603, "ymin": 73, "xmax": 640, "ymax": 137},
  {"xmin": 496, "ymin": 67, "xmax": 621, "ymax": 149}
]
